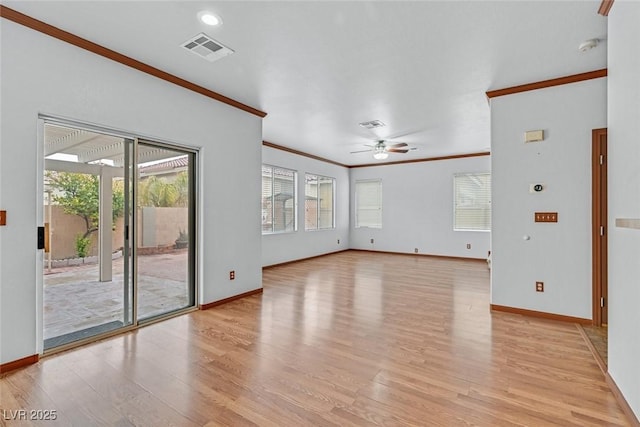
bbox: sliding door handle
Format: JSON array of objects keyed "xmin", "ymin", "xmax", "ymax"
[{"xmin": 37, "ymin": 226, "xmax": 45, "ymax": 250}]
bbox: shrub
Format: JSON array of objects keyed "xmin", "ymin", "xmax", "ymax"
[
  {"xmin": 75, "ymin": 234, "xmax": 92, "ymax": 258},
  {"xmin": 175, "ymin": 230, "xmax": 188, "ymax": 249}
]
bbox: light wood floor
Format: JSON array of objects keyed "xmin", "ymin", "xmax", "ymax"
[{"xmin": 0, "ymin": 251, "xmax": 629, "ymax": 426}]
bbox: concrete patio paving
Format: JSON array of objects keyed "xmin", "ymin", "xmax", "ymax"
[{"xmin": 44, "ymin": 250, "xmax": 191, "ymax": 344}]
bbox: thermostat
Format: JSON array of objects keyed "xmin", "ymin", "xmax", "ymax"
[{"xmin": 529, "ymin": 183, "xmax": 545, "ymax": 193}]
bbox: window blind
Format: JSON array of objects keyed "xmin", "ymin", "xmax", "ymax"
[
  {"xmin": 305, "ymin": 174, "xmax": 335, "ymax": 230},
  {"xmin": 262, "ymin": 165, "xmax": 297, "ymax": 234},
  {"xmin": 355, "ymin": 179, "xmax": 382, "ymax": 228},
  {"xmin": 454, "ymin": 173, "xmax": 491, "ymax": 231}
]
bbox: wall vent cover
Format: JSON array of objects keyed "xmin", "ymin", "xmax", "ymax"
[{"xmin": 181, "ymin": 33, "xmax": 234, "ymax": 62}]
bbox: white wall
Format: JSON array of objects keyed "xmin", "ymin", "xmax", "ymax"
[
  {"xmin": 491, "ymin": 78, "xmax": 606, "ymax": 319},
  {"xmin": 0, "ymin": 21, "xmax": 263, "ymax": 364},
  {"xmin": 349, "ymin": 156, "xmax": 491, "ymax": 259},
  {"xmin": 608, "ymin": 1, "xmax": 640, "ymax": 418},
  {"xmin": 261, "ymin": 146, "xmax": 349, "ymax": 266}
]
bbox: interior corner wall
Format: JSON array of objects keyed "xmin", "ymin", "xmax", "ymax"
[
  {"xmin": 490, "ymin": 78, "xmax": 606, "ymax": 319},
  {"xmin": 261, "ymin": 146, "xmax": 349, "ymax": 266},
  {"xmin": 349, "ymin": 156, "xmax": 491, "ymax": 259},
  {"xmin": 607, "ymin": 1, "xmax": 640, "ymax": 418},
  {"xmin": 0, "ymin": 20, "xmax": 263, "ymax": 364}
]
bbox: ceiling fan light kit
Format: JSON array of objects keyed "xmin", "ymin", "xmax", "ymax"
[{"xmin": 350, "ymin": 138, "xmax": 416, "ymax": 160}]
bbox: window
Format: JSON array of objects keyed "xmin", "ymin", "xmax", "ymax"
[
  {"xmin": 355, "ymin": 179, "xmax": 382, "ymax": 228},
  {"xmin": 262, "ymin": 165, "xmax": 297, "ymax": 234},
  {"xmin": 454, "ymin": 172, "xmax": 491, "ymax": 231},
  {"xmin": 305, "ymin": 174, "xmax": 335, "ymax": 230}
]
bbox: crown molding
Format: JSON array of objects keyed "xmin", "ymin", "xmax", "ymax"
[
  {"xmin": 486, "ymin": 69, "xmax": 607, "ymax": 99},
  {"xmin": 0, "ymin": 5, "xmax": 267, "ymax": 118},
  {"xmin": 262, "ymin": 141, "xmax": 349, "ymax": 168},
  {"xmin": 349, "ymin": 152, "xmax": 491, "ymax": 168},
  {"xmin": 263, "ymin": 141, "xmax": 490, "ymax": 168},
  {"xmin": 598, "ymin": 0, "xmax": 614, "ymax": 16}
]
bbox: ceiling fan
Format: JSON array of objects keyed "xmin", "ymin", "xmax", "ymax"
[{"xmin": 350, "ymin": 140, "xmax": 417, "ymax": 160}]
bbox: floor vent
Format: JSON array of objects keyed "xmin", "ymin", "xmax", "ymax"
[{"xmin": 181, "ymin": 33, "xmax": 234, "ymax": 62}]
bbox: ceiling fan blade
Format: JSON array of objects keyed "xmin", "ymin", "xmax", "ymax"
[
  {"xmin": 383, "ymin": 127, "xmax": 425, "ymax": 141},
  {"xmin": 386, "ymin": 142, "xmax": 408, "ymax": 148},
  {"xmin": 386, "ymin": 148, "xmax": 410, "ymax": 153},
  {"xmin": 350, "ymin": 149, "xmax": 373, "ymax": 154}
]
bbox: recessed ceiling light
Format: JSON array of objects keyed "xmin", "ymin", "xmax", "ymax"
[{"xmin": 198, "ymin": 11, "xmax": 222, "ymax": 26}]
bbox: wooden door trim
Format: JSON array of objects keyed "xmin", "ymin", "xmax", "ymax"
[{"xmin": 592, "ymin": 128, "xmax": 607, "ymax": 326}]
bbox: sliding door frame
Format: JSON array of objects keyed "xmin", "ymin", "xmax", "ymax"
[
  {"xmin": 39, "ymin": 115, "xmax": 199, "ymax": 354},
  {"xmin": 136, "ymin": 138, "xmax": 199, "ymax": 324}
]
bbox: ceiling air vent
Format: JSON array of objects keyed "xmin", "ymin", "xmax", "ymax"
[
  {"xmin": 181, "ymin": 33, "xmax": 234, "ymax": 62},
  {"xmin": 359, "ymin": 120, "xmax": 386, "ymax": 129}
]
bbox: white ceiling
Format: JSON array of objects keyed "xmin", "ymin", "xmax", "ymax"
[{"xmin": 6, "ymin": 1, "xmax": 607, "ymax": 166}]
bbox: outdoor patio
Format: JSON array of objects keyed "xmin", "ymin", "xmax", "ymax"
[{"xmin": 44, "ymin": 250, "xmax": 190, "ymax": 347}]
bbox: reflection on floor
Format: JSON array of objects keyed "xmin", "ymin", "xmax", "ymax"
[
  {"xmin": 5, "ymin": 251, "xmax": 628, "ymax": 425},
  {"xmin": 582, "ymin": 324, "xmax": 608, "ymax": 366}
]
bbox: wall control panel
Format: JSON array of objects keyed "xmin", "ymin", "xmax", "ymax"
[{"xmin": 535, "ymin": 212, "xmax": 558, "ymax": 223}]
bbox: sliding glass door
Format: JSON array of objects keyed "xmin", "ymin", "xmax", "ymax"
[
  {"xmin": 42, "ymin": 122, "xmax": 196, "ymax": 351},
  {"xmin": 43, "ymin": 124, "xmax": 134, "ymax": 349},
  {"xmin": 136, "ymin": 142, "xmax": 196, "ymax": 321}
]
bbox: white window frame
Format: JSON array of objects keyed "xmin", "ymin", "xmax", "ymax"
[
  {"xmin": 453, "ymin": 172, "xmax": 491, "ymax": 232},
  {"xmin": 262, "ymin": 164, "xmax": 298, "ymax": 234},
  {"xmin": 355, "ymin": 179, "xmax": 382, "ymax": 229},
  {"xmin": 305, "ymin": 173, "xmax": 336, "ymax": 231}
]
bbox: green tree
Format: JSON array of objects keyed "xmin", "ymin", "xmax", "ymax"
[
  {"xmin": 173, "ymin": 171, "xmax": 189, "ymax": 207},
  {"xmin": 46, "ymin": 172, "xmax": 125, "ymax": 239},
  {"xmin": 138, "ymin": 173, "xmax": 189, "ymax": 207}
]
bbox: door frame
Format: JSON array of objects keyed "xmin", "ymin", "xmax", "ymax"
[{"xmin": 591, "ymin": 128, "xmax": 608, "ymax": 326}]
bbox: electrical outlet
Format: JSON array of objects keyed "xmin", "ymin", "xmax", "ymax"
[
  {"xmin": 230, "ymin": 271, "xmax": 235, "ymax": 280},
  {"xmin": 466, "ymin": 243, "xmax": 471, "ymax": 249},
  {"xmin": 337, "ymin": 239, "xmax": 340, "ymax": 244},
  {"xmin": 536, "ymin": 281, "xmax": 544, "ymax": 292},
  {"xmin": 414, "ymin": 248, "xmax": 418, "ymax": 253},
  {"xmin": 370, "ymin": 238, "xmax": 374, "ymax": 244}
]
